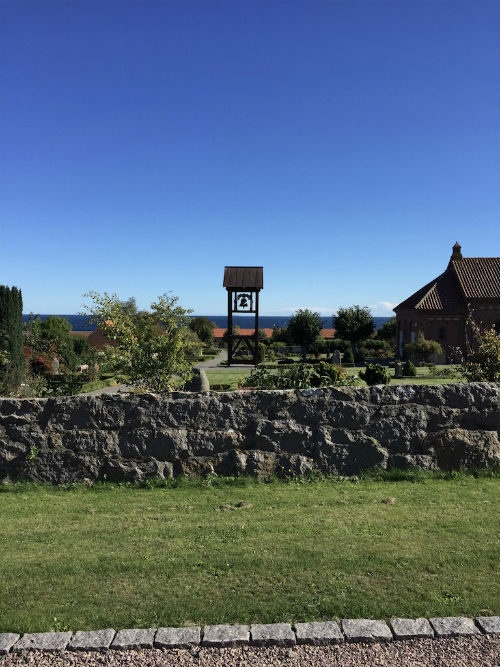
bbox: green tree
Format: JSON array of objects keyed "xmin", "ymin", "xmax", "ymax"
[
  {"xmin": 377, "ymin": 317, "xmax": 396, "ymax": 341},
  {"xmin": 25, "ymin": 315, "xmax": 80, "ymax": 371},
  {"xmin": 72, "ymin": 336, "xmax": 90, "ymax": 358},
  {"xmin": 82, "ymin": 291, "xmax": 193, "ymax": 392},
  {"xmin": 405, "ymin": 331, "xmax": 442, "ymax": 363},
  {"xmin": 334, "ymin": 306, "xmax": 375, "ymax": 353},
  {"xmin": 0, "ymin": 285, "xmax": 24, "ymax": 391},
  {"xmin": 189, "ymin": 317, "xmax": 217, "ymax": 344},
  {"xmin": 222, "ymin": 325, "xmax": 239, "ymax": 346},
  {"xmin": 309, "ymin": 338, "xmax": 327, "ymax": 358},
  {"xmin": 257, "ymin": 329, "xmax": 269, "ymax": 344},
  {"xmin": 288, "ymin": 309, "xmax": 323, "ymax": 361},
  {"xmin": 271, "ymin": 326, "xmax": 292, "ymax": 345}
]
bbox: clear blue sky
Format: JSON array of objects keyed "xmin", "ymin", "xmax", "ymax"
[{"xmin": 2, "ymin": 0, "xmax": 499, "ymax": 316}]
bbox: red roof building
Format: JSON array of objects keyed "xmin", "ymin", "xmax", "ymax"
[
  {"xmin": 212, "ymin": 327, "xmax": 336, "ymax": 340},
  {"xmin": 394, "ymin": 243, "xmax": 500, "ymax": 361}
]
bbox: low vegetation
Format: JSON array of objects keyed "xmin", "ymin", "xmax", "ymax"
[{"xmin": 0, "ymin": 472, "xmax": 497, "ymax": 632}]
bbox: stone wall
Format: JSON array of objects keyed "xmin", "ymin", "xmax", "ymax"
[{"xmin": 0, "ymin": 383, "xmax": 499, "ymax": 484}]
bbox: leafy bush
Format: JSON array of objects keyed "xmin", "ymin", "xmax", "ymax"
[
  {"xmin": 243, "ymin": 363, "xmax": 360, "ymax": 390},
  {"xmin": 403, "ymin": 360, "xmax": 417, "ymax": 377},
  {"xmin": 82, "ymin": 291, "xmax": 193, "ymax": 392},
  {"xmin": 355, "ymin": 346, "xmax": 368, "ymax": 364},
  {"xmin": 309, "ymin": 338, "xmax": 327, "ymax": 358},
  {"xmin": 310, "ymin": 361, "xmax": 345, "ymax": 387},
  {"xmin": 243, "ymin": 367, "xmax": 278, "ymax": 389},
  {"xmin": 458, "ymin": 325, "xmax": 500, "ymax": 382},
  {"xmin": 431, "ymin": 366, "xmax": 457, "ymax": 379},
  {"xmin": 342, "ymin": 348, "xmax": 354, "ymax": 364},
  {"xmin": 258, "ymin": 342, "xmax": 267, "ymax": 363},
  {"xmin": 405, "ymin": 331, "xmax": 442, "ymax": 363},
  {"xmin": 359, "ymin": 364, "xmax": 391, "ymax": 385},
  {"xmin": 243, "ymin": 365, "xmax": 315, "ymax": 390},
  {"xmin": 328, "ymin": 339, "xmax": 352, "ymax": 353}
]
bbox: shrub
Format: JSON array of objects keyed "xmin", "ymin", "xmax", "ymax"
[
  {"xmin": 343, "ymin": 348, "xmax": 354, "ymax": 364},
  {"xmin": 355, "ymin": 346, "xmax": 368, "ymax": 364},
  {"xmin": 359, "ymin": 363, "xmax": 391, "ymax": 385},
  {"xmin": 405, "ymin": 331, "xmax": 442, "ymax": 363},
  {"xmin": 258, "ymin": 342, "xmax": 267, "ymax": 363},
  {"xmin": 403, "ymin": 360, "xmax": 417, "ymax": 377},
  {"xmin": 311, "ymin": 361, "xmax": 345, "ymax": 387},
  {"xmin": 82, "ymin": 291, "xmax": 193, "ymax": 392},
  {"xmin": 328, "ymin": 339, "xmax": 352, "ymax": 353},
  {"xmin": 458, "ymin": 325, "xmax": 500, "ymax": 382},
  {"xmin": 244, "ymin": 363, "xmax": 360, "ymax": 390}
]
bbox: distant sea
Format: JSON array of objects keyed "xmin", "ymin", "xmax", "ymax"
[{"xmin": 22, "ymin": 314, "xmax": 391, "ymax": 331}]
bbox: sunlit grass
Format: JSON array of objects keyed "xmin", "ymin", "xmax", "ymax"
[{"xmin": 0, "ymin": 474, "xmax": 497, "ymax": 632}]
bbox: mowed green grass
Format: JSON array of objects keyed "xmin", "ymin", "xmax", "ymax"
[{"xmin": 0, "ymin": 476, "xmax": 498, "ymax": 632}]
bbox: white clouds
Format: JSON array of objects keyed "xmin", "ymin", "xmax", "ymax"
[{"xmin": 369, "ymin": 301, "xmax": 397, "ymax": 313}]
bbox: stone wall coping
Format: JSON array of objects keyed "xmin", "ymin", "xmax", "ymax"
[
  {"xmin": 1, "ymin": 616, "xmax": 498, "ymax": 654},
  {"xmin": 1, "ymin": 381, "xmax": 498, "ymax": 404}
]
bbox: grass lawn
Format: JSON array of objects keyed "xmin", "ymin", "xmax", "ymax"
[
  {"xmin": 0, "ymin": 474, "xmax": 498, "ymax": 632},
  {"xmin": 206, "ymin": 368, "xmax": 252, "ymax": 388}
]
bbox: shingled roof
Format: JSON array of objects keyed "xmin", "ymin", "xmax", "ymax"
[
  {"xmin": 223, "ymin": 266, "xmax": 263, "ymax": 290},
  {"xmin": 452, "ymin": 257, "xmax": 500, "ymax": 300},
  {"xmin": 394, "ymin": 244, "xmax": 500, "ymax": 311}
]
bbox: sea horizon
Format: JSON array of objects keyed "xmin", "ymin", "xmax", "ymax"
[{"xmin": 22, "ymin": 314, "xmax": 392, "ymax": 332}]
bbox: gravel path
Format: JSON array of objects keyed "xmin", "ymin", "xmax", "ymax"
[
  {"xmin": 1, "ymin": 635, "xmax": 498, "ymax": 667},
  {"xmin": 194, "ymin": 350, "xmax": 228, "ymax": 369}
]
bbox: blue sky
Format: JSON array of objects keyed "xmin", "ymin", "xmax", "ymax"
[{"xmin": 2, "ymin": 0, "xmax": 499, "ymax": 316}]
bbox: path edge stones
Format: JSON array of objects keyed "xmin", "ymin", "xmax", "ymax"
[{"xmin": 1, "ymin": 615, "xmax": 498, "ymax": 654}]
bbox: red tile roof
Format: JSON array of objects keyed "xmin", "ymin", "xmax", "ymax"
[
  {"xmin": 395, "ymin": 250, "xmax": 500, "ymax": 312},
  {"xmin": 212, "ymin": 327, "xmax": 335, "ymax": 339},
  {"xmin": 452, "ymin": 258, "xmax": 500, "ymax": 300}
]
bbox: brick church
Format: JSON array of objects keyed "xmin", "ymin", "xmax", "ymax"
[{"xmin": 394, "ymin": 243, "xmax": 500, "ymax": 362}]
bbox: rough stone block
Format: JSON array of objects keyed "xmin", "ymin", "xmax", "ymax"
[
  {"xmin": 390, "ymin": 618, "xmax": 434, "ymax": 640},
  {"xmin": 429, "ymin": 617, "xmax": 480, "ymax": 637},
  {"xmin": 251, "ymin": 623, "xmax": 296, "ymax": 646},
  {"xmin": 155, "ymin": 626, "xmax": 201, "ymax": 649},
  {"xmin": 294, "ymin": 621, "xmax": 344, "ymax": 645},
  {"xmin": 12, "ymin": 632, "xmax": 72, "ymax": 652},
  {"xmin": 68, "ymin": 629, "xmax": 115, "ymax": 651},
  {"xmin": 341, "ymin": 619, "xmax": 393, "ymax": 643},
  {"xmin": 475, "ymin": 616, "xmax": 500, "ymax": 635},
  {"xmin": 202, "ymin": 624, "xmax": 250, "ymax": 647},
  {"xmin": 0, "ymin": 634, "xmax": 20, "ymax": 655},
  {"xmin": 110, "ymin": 628, "xmax": 155, "ymax": 649}
]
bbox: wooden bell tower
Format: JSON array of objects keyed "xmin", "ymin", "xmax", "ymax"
[{"xmin": 223, "ymin": 266, "xmax": 263, "ymax": 367}]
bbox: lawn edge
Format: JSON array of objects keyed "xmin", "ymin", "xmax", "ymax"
[{"xmin": 1, "ymin": 616, "xmax": 498, "ymax": 654}]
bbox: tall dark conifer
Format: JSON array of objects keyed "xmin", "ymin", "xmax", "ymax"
[{"xmin": 0, "ymin": 285, "xmax": 24, "ymax": 390}]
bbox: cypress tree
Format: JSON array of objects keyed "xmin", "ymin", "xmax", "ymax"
[{"xmin": 0, "ymin": 285, "xmax": 24, "ymax": 390}]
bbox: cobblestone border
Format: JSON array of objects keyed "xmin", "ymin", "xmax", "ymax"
[{"xmin": 1, "ymin": 616, "xmax": 498, "ymax": 654}]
